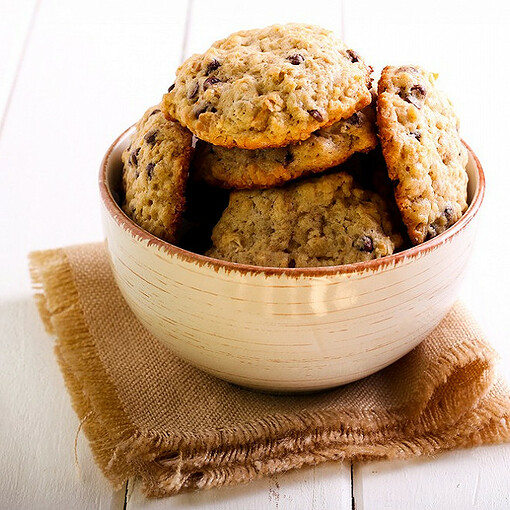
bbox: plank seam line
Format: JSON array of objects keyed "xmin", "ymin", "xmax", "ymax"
[
  {"xmin": 0, "ymin": 0, "xmax": 42, "ymax": 141},
  {"xmin": 123, "ymin": 479, "xmax": 129, "ymax": 510},
  {"xmin": 179, "ymin": 0, "xmax": 194, "ymax": 64},
  {"xmin": 351, "ymin": 461, "xmax": 356, "ymax": 510}
]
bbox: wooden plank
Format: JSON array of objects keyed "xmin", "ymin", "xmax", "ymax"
[
  {"xmin": 127, "ymin": 0, "xmax": 352, "ymax": 507},
  {"xmin": 353, "ymin": 446, "xmax": 510, "ymax": 510},
  {"xmin": 0, "ymin": 0, "xmax": 189, "ymax": 295},
  {"xmin": 0, "ymin": 0, "xmax": 37, "ymax": 126},
  {"xmin": 127, "ymin": 462, "xmax": 352, "ymax": 510},
  {"xmin": 344, "ymin": 1, "xmax": 510, "ymax": 508},
  {"xmin": 0, "ymin": 299, "xmax": 124, "ymax": 510},
  {"xmin": 0, "ymin": 0, "xmax": 188, "ymax": 508}
]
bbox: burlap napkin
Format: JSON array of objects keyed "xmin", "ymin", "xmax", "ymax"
[{"xmin": 29, "ymin": 243, "xmax": 510, "ymax": 498}]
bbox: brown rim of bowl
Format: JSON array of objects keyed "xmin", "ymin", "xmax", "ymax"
[{"xmin": 99, "ymin": 127, "xmax": 485, "ymax": 277}]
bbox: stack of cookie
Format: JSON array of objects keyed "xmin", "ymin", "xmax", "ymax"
[{"xmin": 121, "ymin": 23, "xmax": 468, "ymax": 268}]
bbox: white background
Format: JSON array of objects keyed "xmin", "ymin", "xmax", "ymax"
[{"xmin": 1, "ymin": 0, "xmax": 509, "ymax": 508}]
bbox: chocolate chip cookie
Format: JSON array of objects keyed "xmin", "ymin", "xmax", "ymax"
[
  {"xmin": 162, "ymin": 23, "xmax": 373, "ymax": 149},
  {"xmin": 122, "ymin": 106, "xmax": 193, "ymax": 243},
  {"xmin": 377, "ymin": 65, "xmax": 468, "ymax": 245},
  {"xmin": 192, "ymin": 107, "xmax": 378, "ymax": 189},
  {"xmin": 206, "ymin": 172, "xmax": 403, "ymax": 268}
]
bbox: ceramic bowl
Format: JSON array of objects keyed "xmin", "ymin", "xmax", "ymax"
[{"xmin": 99, "ymin": 128, "xmax": 485, "ymax": 392}]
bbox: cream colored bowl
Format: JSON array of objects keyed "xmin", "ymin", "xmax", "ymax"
[{"xmin": 99, "ymin": 128, "xmax": 485, "ymax": 392}]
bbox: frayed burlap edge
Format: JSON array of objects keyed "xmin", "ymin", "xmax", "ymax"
[
  {"xmin": 29, "ymin": 249, "xmax": 146, "ymax": 488},
  {"xmin": 29, "ymin": 248, "xmax": 510, "ymax": 498}
]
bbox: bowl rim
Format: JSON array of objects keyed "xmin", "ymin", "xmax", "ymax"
[{"xmin": 99, "ymin": 126, "xmax": 485, "ymax": 277}]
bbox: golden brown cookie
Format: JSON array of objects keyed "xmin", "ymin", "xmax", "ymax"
[
  {"xmin": 377, "ymin": 65, "xmax": 468, "ymax": 245},
  {"xmin": 207, "ymin": 171, "xmax": 403, "ymax": 268},
  {"xmin": 122, "ymin": 106, "xmax": 193, "ymax": 243},
  {"xmin": 192, "ymin": 108, "xmax": 378, "ymax": 189},
  {"xmin": 162, "ymin": 23, "xmax": 372, "ymax": 149}
]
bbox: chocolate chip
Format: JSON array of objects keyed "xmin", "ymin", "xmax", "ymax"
[
  {"xmin": 402, "ymin": 84, "xmax": 427, "ymax": 108},
  {"xmin": 194, "ymin": 105, "xmax": 207, "ymax": 117},
  {"xmin": 203, "ymin": 76, "xmax": 221, "ymax": 90},
  {"xmin": 188, "ymin": 81, "xmax": 199, "ymax": 99},
  {"xmin": 308, "ymin": 109, "xmax": 324, "ymax": 122},
  {"xmin": 194, "ymin": 103, "xmax": 215, "ymax": 118},
  {"xmin": 347, "ymin": 112, "xmax": 361, "ymax": 126},
  {"xmin": 411, "ymin": 84, "xmax": 426, "ymax": 97},
  {"xmin": 127, "ymin": 144, "xmax": 132, "ymax": 152},
  {"xmin": 288, "ymin": 259, "xmax": 296, "ymax": 268},
  {"xmin": 167, "ymin": 83, "xmax": 175, "ymax": 92},
  {"xmin": 444, "ymin": 206, "xmax": 454, "ymax": 222},
  {"xmin": 144, "ymin": 130, "xmax": 158, "ymax": 146},
  {"xmin": 146, "ymin": 162, "xmax": 155, "ymax": 180},
  {"xmin": 206, "ymin": 59, "xmax": 221, "ymax": 75},
  {"xmin": 287, "ymin": 54, "xmax": 304, "ymax": 65},
  {"xmin": 425, "ymin": 224, "xmax": 438, "ymax": 241},
  {"xmin": 356, "ymin": 235, "xmax": 374, "ymax": 252},
  {"xmin": 149, "ymin": 109, "xmax": 161, "ymax": 117},
  {"xmin": 411, "ymin": 130, "xmax": 421, "ymax": 141},
  {"xmin": 346, "ymin": 49, "xmax": 361, "ymax": 63},
  {"xmin": 130, "ymin": 147, "xmax": 140, "ymax": 167},
  {"xmin": 284, "ymin": 150, "xmax": 294, "ymax": 165}
]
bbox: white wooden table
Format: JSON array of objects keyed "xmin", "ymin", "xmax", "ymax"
[{"xmin": 1, "ymin": 1, "xmax": 509, "ymax": 508}]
